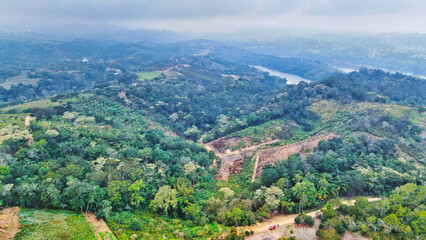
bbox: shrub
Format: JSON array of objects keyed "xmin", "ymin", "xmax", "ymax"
[
  {"xmin": 303, "ymin": 215, "xmax": 315, "ymax": 226},
  {"xmin": 337, "ymin": 205, "xmax": 349, "ymax": 215},
  {"xmin": 335, "ymin": 225, "xmax": 346, "ymax": 235},
  {"xmin": 130, "ymin": 219, "xmax": 142, "ymax": 231},
  {"xmin": 294, "ymin": 216, "xmax": 302, "ymax": 225}
]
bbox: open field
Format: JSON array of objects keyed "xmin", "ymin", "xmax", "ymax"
[
  {"xmin": 0, "ymin": 74, "xmax": 40, "ymax": 90},
  {"xmin": 136, "ymin": 71, "xmax": 163, "ymax": 80},
  {"xmin": 15, "ymin": 209, "xmax": 96, "ymax": 240}
]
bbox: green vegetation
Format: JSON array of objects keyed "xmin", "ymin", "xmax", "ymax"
[
  {"xmin": 15, "ymin": 209, "xmax": 95, "ymax": 240},
  {"xmin": 317, "ymin": 184, "xmax": 426, "ymax": 240},
  {"xmin": 136, "ymin": 71, "xmax": 163, "ymax": 81},
  {"xmin": 0, "ymin": 38, "xmax": 425, "ymax": 239},
  {"xmin": 0, "ymin": 73, "xmax": 40, "ymax": 90},
  {"xmin": 107, "ymin": 211, "xmax": 226, "ymax": 239}
]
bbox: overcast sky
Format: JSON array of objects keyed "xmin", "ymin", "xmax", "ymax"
[{"xmin": 1, "ymin": 0, "xmax": 425, "ymax": 34}]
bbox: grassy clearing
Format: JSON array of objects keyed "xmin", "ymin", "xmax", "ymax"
[
  {"xmin": 0, "ymin": 99, "xmax": 61, "ymax": 113},
  {"xmin": 0, "ymin": 114, "xmax": 26, "ymax": 128},
  {"xmin": 0, "ymin": 95, "xmax": 82, "ymax": 113},
  {"xmin": 15, "ymin": 209, "xmax": 96, "ymax": 240},
  {"xmin": 0, "ymin": 74, "xmax": 40, "ymax": 90},
  {"xmin": 228, "ymin": 117, "xmax": 315, "ymax": 146},
  {"xmin": 310, "ymin": 100, "xmax": 425, "ymax": 134},
  {"xmin": 136, "ymin": 71, "xmax": 163, "ymax": 81}
]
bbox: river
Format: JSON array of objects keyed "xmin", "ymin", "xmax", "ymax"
[{"xmin": 252, "ymin": 65, "xmax": 312, "ymax": 85}]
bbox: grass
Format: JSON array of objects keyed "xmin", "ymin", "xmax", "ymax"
[
  {"xmin": 15, "ymin": 209, "xmax": 96, "ymax": 240},
  {"xmin": 228, "ymin": 117, "xmax": 317, "ymax": 146},
  {"xmin": 0, "ymin": 95, "xmax": 82, "ymax": 113},
  {"xmin": 0, "ymin": 114, "xmax": 26, "ymax": 129},
  {"xmin": 309, "ymin": 100, "xmax": 426, "ymax": 135},
  {"xmin": 136, "ymin": 71, "xmax": 163, "ymax": 81},
  {"xmin": 0, "ymin": 73, "xmax": 40, "ymax": 90},
  {"xmin": 0, "ymin": 99, "xmax": 61, "ymax": 112}
]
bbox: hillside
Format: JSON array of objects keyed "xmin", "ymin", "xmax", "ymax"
[{"xmin": 0, "ymin": 39, "xmax": 425, "ymax": 240}]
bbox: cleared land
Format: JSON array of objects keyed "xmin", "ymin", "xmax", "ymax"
[
  {"xmin": 256, "ymin": 133, "xmax": 339, "ymax": 176},
  {"xmin": 0, "ymin": 207, "xmax": 21, "ymax": 240},
  {"xmin": 206, "ymin": 133, "xmax": 339, "ymax": 180},
  {"xmin": 0, "ymin": 74, "xmax": 40, "ymax": 90},
  {"xmin": 136, "ymin": 71, "xmax": 163, "ymax": 80},
  {"xmin": 15, "ymin": 209, "xmax": 96, "ymax": 240},
  {"xmin": 243, "ymin": 198, "xmax": 381, "ymax": 239}
]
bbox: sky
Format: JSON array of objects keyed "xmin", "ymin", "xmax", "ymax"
[{"xmin": 0, "ymin": 0, "xmax": 425, "ymax": 34}]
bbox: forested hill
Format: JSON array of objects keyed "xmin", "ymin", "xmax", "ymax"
[
  {"xmin": 0, "ymin": 37, "xmax": 425, "ymax": 240},
  {"xmin": 0, "ymin": 38, "xmax": 340, "ymax": 103}
]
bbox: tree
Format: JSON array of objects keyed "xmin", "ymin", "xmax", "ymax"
[
  {"xmin": 291, "ymin": 180, "xmax": 317, "ymax": 212},
  {"xmin": 280, "ymin": 200, "xmax": 295, "ymax": 214},
  {"xmin": 226, "ymin": 208, "xmax": 243, "ymax": 227},
  {"xmin": 63, "ymin": 177, "xmax": 97, "ymax": 213},
  {"xmin": 321, "ymin": 203, "xmax": 336, "ymax": 220},
  {"xmin": 107, "ymin": 180, "xmax": 129, "ymax": 209},
  {"xmin": 128, "ymin": 179, "xmax": 146, "ymax": 208},
  {"xmin": 260, "ymin": 166, "xmax": 279, "ymax": 187},
  {"xmin": 183, "ymin": 203, "xmax": 202, "ymax": 222},
  {"xmin": 303, "ymin": 215, "xmax": 315, "ymax": 226},
  {"xmin": 355, "ymin": 196, "xmax": 369, "ymax": 209},
  {"xmin": 316, "ymin": 227, "xmax": 341, "ymax": 240},
  {"xmin": 264, "ymin": 186, "xmax": 284, "ymax": 211},
  {"xmin": 384, "ymin": 214, "xmax": 401, "ymax": 233},
  {"xmin": 0, "ymin": 166, "xmax": 10, "ymax": 208},
  {"xmin": 150, "ymin": 185, "xmax": 178, "ymax": 216}
]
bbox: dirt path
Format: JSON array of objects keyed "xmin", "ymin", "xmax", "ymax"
[
  {"xmin": 25, "ymin": 115, "xmax": 34, "ymax": 144},
  {"xmin": 252, "ymin": 155, "xmax": 259, "ymax": 182},
  {"xmin": 205, "ymin": 133, "xmax": 339, "ymax": 180},
  {"xmin": 85, "ymin": 213, "xmax": 116, "ymax": 240},
  {"xmin": 241, "ymin": 197, "xmax": 381, "ymax": 236},
  {"xmin": 25, "ymin": 115, "xmax": 31, "ymax": 126},
  {"xmin": 0, "ymin": 207, "xmax": 21, "ymax": 240}
]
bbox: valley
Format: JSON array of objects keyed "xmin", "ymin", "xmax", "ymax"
[{"xmin": 0, "ymin": 26, "xmax": 425, "ymax": 240}]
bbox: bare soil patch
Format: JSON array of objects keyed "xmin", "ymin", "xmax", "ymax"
[
  {"xmin": 206, "ymin": 133, "xmax": 339, "ymax": 180},
  {"xmin": 256, "ymin": 133, "xmax": 339, "ymax": 176},
  {"xmin": 0, "ymin": 207, "xmax": 21, "ymax": 240},
  {"xmin": 242, "ymin": 197, "xmax": 380, "ymax": 239},
  {"xmin": 208, "ymin": 136, "xmax": 252, "ymax": 153},
  {"xmin": 85, "ymin": 213, "xmax": 116, "ymax": 240}
]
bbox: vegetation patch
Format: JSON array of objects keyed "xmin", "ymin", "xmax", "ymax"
[
  {"xmin": 107, "ymin": 211, "xmax": 226, "ymax": 240},
  {"xmin": 15, "ymin": 209, "xmax": 96, "ymax": 240},
  {"xmin": 136, "ymin": 71, "xmax": 163, "ymax": 81},
  {"xmin": 0, "ymin": 73, "xmax": 40, "ymax": 90}
]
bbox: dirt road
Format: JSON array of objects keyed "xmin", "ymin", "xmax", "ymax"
[
  {"xmin": 241, "ymin": 197, "xmax": 381, "ymax": 236},
  {"xmin": 0, "ymin": 207, "xmax": 21, "ymax": 240},
  {"xmin": 204, "ymin": 133, "xmax": 339, "ymax": 180}
]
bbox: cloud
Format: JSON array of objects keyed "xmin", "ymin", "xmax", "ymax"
[{"xmin": 0, "ymin": 0, "xmax": 425, "ymax": 33}]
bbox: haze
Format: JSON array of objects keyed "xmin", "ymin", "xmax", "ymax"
[{"xmin": 1, "ymin": 0, "xmax": 426, "ymax": 35}]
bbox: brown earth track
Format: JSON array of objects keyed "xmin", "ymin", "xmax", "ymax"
[
  {"xmin": 0, "ymin": 207, "xmax": 21, "ymax": 240},
  {"xmin": 85, "ymin": 213, "xmax": 116, "ymax": 240},
  {"xmin": 242, "ymin": 197, "xmax": 381, "ymax": 238},
  {"xmin": 25, "ymin": 115, "xmax": 34, "ymax": 144}
]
